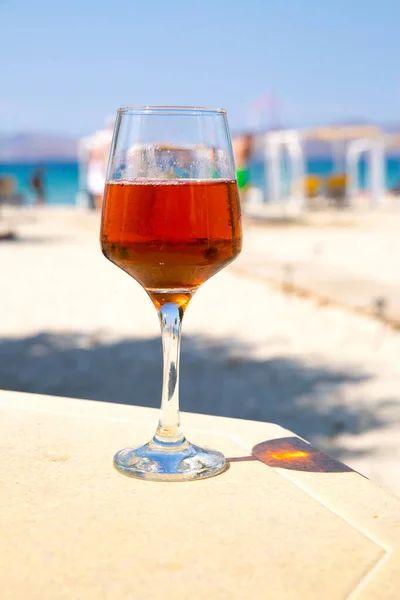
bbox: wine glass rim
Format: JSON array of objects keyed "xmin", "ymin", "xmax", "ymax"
[{"xmin": 117, "ymin": 105, "xmax": 227, "ymax": 115}]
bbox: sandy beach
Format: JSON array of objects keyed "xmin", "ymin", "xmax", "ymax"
[{"xmin": 1, "ymin": 207, "xmax": 400, "ymax": 496}]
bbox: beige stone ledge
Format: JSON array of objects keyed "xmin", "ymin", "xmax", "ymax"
[{"xmin": 1, "ymin": 390, "xmax": 400, "ymax": 599}]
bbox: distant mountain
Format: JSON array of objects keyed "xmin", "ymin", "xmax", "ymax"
[
  {"xmin": 3, "ymin": 122, "xmax": 400, "ymax": 163},
  {"xmin": 0, "ymin": 133, "xmax": 78, "ymax": 162}
]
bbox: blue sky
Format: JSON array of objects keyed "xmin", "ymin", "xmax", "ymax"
[{"xmin": 2, "ymin": 0, "xmax": 400, "ymax": 136}]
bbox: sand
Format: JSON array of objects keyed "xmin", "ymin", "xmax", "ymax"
[{"xmin": 1, "ymin": 207, "xmax": 400, "ymax": 496}]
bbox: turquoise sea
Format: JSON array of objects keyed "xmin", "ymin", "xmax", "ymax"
[
  {"xmin": 1, "ymin": 158, "xmax": 400, "ymax": 205},
  {"xmin": 0, "ymin": 162, "xmax": 79, "ymax": 205}
]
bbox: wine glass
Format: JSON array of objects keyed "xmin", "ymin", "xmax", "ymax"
[{"xmin": 100, "ymin": 106, "xmax": 242, "ymax": 481}]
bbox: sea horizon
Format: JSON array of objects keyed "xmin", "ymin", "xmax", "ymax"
[{"xmin": 1, "ymin": 156, "xmax": 400, "ymax": 205}]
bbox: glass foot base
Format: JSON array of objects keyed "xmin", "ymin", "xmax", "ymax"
[{"xmin": 113, "ymin": 438, "xmax": 227, "ymax": 482}]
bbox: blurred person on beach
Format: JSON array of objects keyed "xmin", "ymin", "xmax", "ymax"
[
  {"xmin": 87, "ymin": 146, "xmax": 107, "ymax": 210},
  {"xmin": 210, "ymin": 147, "xmax": 221, "ymax": 178},
  {"xmin": 86, "ymin": 117, "xmax": 114, "ymax": 210},
  {"xmin": 30, "ymin": 165, "xmax": 46, "ymax": 206},
  {"xmin": 233, "ymin": 133, "xmax": 254, "ymax": 201}
]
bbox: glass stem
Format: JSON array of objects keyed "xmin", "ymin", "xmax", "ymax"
[{"xmin": 153, "ymin": 302, "xmax": 185, "ymax": 447}]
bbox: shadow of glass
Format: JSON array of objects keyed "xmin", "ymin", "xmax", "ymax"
[
  {"xmin": 250, "ymin": 436, "xmax": 354, "ymax": 473},
  {"xmin": 0, "ymin": 330, "xmax": 394, "ymax": 466}
]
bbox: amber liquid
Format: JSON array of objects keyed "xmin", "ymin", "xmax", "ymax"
[{"xmin": 101, "ymin": 179, "xmax": 242, "ymax": 308}]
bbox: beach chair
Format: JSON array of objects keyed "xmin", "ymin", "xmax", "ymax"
[
  {"xmin": 0, "ymin": 176, "xmax": 25, "ymax": 239},
  {"xmin": 0, "ymin": 176, "xmax": 24, "ymax": 208},
  {"xmin": 304, "ymin": 175, "xmax": 323, "ymax": 210},
  {"xmin": 325, "ymin": 174, "xmax": 347, "ymax": 208}
]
